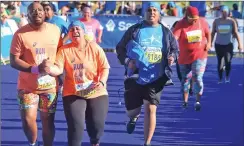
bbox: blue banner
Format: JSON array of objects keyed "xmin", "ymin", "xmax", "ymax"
[{"xmin": 94, "ymin": 15, "xmax": 142, "ymax": 49}]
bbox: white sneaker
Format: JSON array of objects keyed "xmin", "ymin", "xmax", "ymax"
[
  {"xmin": 225, "ymin": 77, "xmax": 230, "ymax": 83},
  {"xmin": 29, "ymin": 142, "xmax": 38, "ymax": 146},
  {"xmin": 218, "ymin": 79, "xmax": 223, "ymax": 84}
]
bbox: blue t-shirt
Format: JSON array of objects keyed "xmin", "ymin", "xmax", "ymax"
[
  {"xmin": 46, "ymin": 15, "xmax": 68, "ymax": 36},
  {"xmin": 133, "ymin": 23, "xmax": 165, "ymax": 85}
]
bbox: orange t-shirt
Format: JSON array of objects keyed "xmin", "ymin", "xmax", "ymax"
[
  {"xmin": 10, "ymin": 22, "xmax": 62, "ymax": 94},
  {"xmin": 173, "ymin": 18, "xmax": 209, "ymax": 64},
  {"xmin": 55, "ymin": 42, "xmax": 110, "ymax": 99}
]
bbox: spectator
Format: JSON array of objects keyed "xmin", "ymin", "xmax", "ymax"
[
  {"xmin": 167, "ymin": 2, "xmax": 178, "ymax": 16},
  {"xmin": 41, "ymin": 2, "xmax": 68, "ymax": 39},
  {"xmin": 160, "ymin": 4, "xmax": 167, "ymax": 16},
  {"xmin": 231, "ymin": 3, "xmax": 242, "ymax": 19}
]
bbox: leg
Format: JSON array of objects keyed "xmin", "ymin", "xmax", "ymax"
[
  {"xmin": 63, "ymin": 96, "xmax": 86, "ymax": 146},
  {"xmin": 39, "ymin": 92, "xmax": 58, "ymax": 146},
  {"xmin": 215, "ymin": 44, "xmax": 225, "ymax": 82},
  {"xmin": 191, "ymin": 59, "xmax": 207, "ymax": 111},
  {"xmin": 143, "ymin": 75, "xmax": 167, "ymax": 145},
  {"xmin": 179, "ymin": 64, "xmax": 192, "ymax": 106},
  {"xmin": 176, "ymin": 57, "xmax": 182, "ymax": 81},
  {"xmin": 85, "ymin": 95, "xmax": 109, "ymax": 145},
  {"xmin": 224, "ymin": 43, "xmax": 234, "ymax": 82},
  {"xmin": 17, "ymin": 90, "xmax": 39, "ymax": 145},
  {"xmin": 124, "ymin": 78, "xmax": 143, "ymax": 134}
]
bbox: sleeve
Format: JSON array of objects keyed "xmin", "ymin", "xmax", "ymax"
[
  {"xmin": 96, "ymin": 45, "xmax": 110, "ymax": 70},
  {"xmin": 115, "ymin": 25, "xmax": 135, "ymax": 65},
  {"xmin": 54, "ymin": 49, "xmax": 65, "ymax": 70},
  {"xmin": 10, "ymin": 32, "xmax": 24, "ymax": 56},
  {"xmin": 168, "ymin": 29, "xmax": 179, "ymax": 61},
  {"xmin": 57, "ymin": 37, "xmax": 63, "ymax": 51},
  {"xmin": 202, "ymin": 19, "xmax": 210, "ymax": 34},
  {"xmin": 96, "ymin": 20, "xmax": 103, "ymax": 30}
]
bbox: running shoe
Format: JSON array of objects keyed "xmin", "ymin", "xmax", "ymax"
[
  {"xmin": 29, "ymin": 141, "xmax": 39, "ymax": 146},
  {"xmin": 225, "ymin": 77, "xmax": 230, "ymax": 83},
  {"xmin": 182, "ymin": 102, "xmax": 188, "ymax": 109},
  {"xmin": 126, "ymin": 117, "xmax": 139, "ymax": 134},
  {"xmin": 194, "ymin": 102, "xmax": 201, "ymax": 111},
  {"xmin": 218, "ymin": 79, "xmax": 223, "ymax": 84}
]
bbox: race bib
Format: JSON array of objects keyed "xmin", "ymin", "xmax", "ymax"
[
  {"xmin": 75, "ymin": 80, "xmax": 93, "ymax": 91},
  {"xmin": 186, "ymin": 30, "xmax": 202, "ymax": 43},
  {"xmin": 145, "ymin": 47, "xmax": 163, "ymax": 64},
  {"xmin": 75, "ymin": 81, "xmax": 97, "ymax": 98},
  {"xmin": 76, "ymin": 87, "xmax": 97, "ymax": 98},
  {"xmin": 218, "ymin": 25, "xmax": 231, "ymax": 34},
  {"xmin": 37, "ymin": 74, "xmax": 56, "ymax": 90}
]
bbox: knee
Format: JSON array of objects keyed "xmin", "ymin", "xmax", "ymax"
[
  {"xmin": 143, "ymin": 100, "xmax": 157, "ymax": 115},
  {"xmin": 22, "ymin": 115, "xmax": 36, "ymax": 126},
  {"xmin": 126, "ymin": 107, "xmax": 141, "ymax": 118}
]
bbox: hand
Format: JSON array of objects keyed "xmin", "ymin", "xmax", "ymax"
[
  {"xmin": 205, "ymin": 43, "xmax": 211, "ymax": 51},
  {"xmin": 238, "ymin": 44, "xmax": 243, "ymax": 52},
  {"xmin": 91, "ymin": 81, "xmax": 104, "ymax": 89},
  {"xmin": 96, "ymin": 38, "xmax": 102, "ymax": 43},
  {"xmin": 38, "ymin": 58, "xmax": 53, "ymax": 74},
  {"xmin": 168, "ymin": 56, "xmax": 174, "ymax": 66},
  {"xmin": 128, "ymin": 59, "xmax": 136, "ymax": 70}
]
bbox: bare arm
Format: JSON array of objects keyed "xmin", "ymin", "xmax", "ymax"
[
  {"xmin": 232, "ymin": 19, "xmax": 243, "ymax": 50},
  {"xmin": 10, "ymin": 54, "xmax": 32, "ymax": 72},
  {"xmin": 211, "ymin": 20, "xmax": 217, "ymax": 46}
]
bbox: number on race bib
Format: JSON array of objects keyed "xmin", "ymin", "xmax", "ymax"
[{"xmin": 145, "ymin": 52, "xmax": 162, "ymax": 63}]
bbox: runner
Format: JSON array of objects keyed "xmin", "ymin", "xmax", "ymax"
[
  {"xmin": 171, "ymin": 20, "xmax": 193, "ymax": 96},
  {"xmin": 43, "ymin": 20, "xmax": 110, "ymax": 146},
  {"xmin": 10, "ymin": 2, "xmax": 62, "ymax": 146},
  {"xmin": 211, "ymin": 5, "xmax": 243, "ymax": 83},
  {"xmin": 80, "ymin": 6, "xmax": 103, "ymax": 43},
  {"xmin": 116, "ymin": 2, "xmax": 178, "ymax": 146},
  {"xmin": 173, "ymin": 6, "xmax": 211, "ymax": 111}
]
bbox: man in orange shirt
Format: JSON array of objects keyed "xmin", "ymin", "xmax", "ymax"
[
  {"xmin": 173, "ymin": 6, "xmax": 211, "ymax": 111},
  {"xmin": 10, "ymin": 2, "xmax": 61, "ymax": 146}
]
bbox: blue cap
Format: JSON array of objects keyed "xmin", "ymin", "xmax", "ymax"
[
  {"xmin": 220, "ymin": 5, "xmax": 229, "ymax": 13},
  {"xmin": 68, "ymin": 21, "xmax": 86, "ymax": 33},
  {"xmin": 147, "ymin": 2, "xmax": 160, "ymax": 12}
]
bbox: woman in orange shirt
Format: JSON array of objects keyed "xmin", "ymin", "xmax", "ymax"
[
  {"xmin": 173, "ymin": 6, "xmax": 211, "ymax": 111},
  {"xmin": 43, "ymin": 21, "xmax": 110, "ymax": 146}
]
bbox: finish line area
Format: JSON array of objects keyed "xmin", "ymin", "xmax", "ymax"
[{"xmin": 1, "ymin": 53, "xmax": 243, "ymax": 146}]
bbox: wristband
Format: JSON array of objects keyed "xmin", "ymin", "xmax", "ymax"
[
  {"xmin": 99, "ymin": 81, "xmax": 105, "ymax": 86},
  {"xmin": 31, "ymin": 66, "xmax": 39, "ymax": 74}
]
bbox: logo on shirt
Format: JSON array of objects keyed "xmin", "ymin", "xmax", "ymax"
[
  {"xmin": 141, "ymin": 35, "xmax": 161, "ymax": 46},
  {"xmin": 106, "ymin": 19, "xmax": 116, "ymax": 32},
  {"xmin": 33, "ymin": 42, "xmax": 37, "ymax": 47}
]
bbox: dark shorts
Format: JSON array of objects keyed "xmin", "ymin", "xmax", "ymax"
[{"xmin": 124, "ymin": 75, "xmax": 168, "ymax": 110}]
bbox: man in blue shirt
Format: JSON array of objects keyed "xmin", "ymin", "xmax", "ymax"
[
  {"xmin": 41, "ymin": 2, "xmax": 69, "ymax": 43},
  {"xmin": 116, "ymin": 2, "xmax": 178, "ymax": 146}
]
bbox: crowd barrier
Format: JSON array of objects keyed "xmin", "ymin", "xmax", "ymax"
[{"xmin": 1, "ymin": 15, "xmax": 244, "ymax": 64}]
